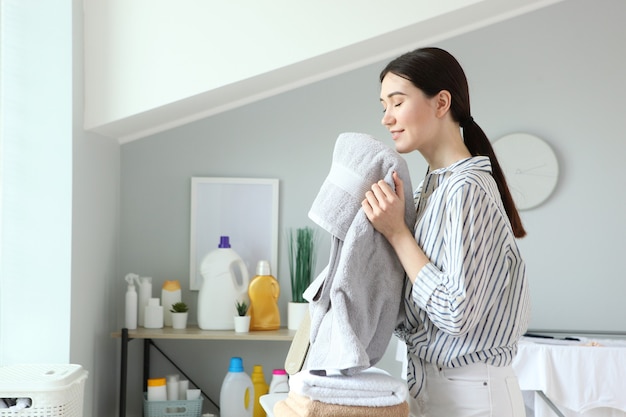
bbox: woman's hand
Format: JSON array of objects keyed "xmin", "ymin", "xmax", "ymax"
[
  {"xmin": 362, "ymin": 171, "xmax": 408, "ymax": 242},
  {"xmin": 362, "ymin": 171, "xmax": 429, "ymax": 284}
]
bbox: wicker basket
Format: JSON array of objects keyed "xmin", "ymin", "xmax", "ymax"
[{"xmin": 0, "ymin": 364, "xmax": 87, "ymax": 417}]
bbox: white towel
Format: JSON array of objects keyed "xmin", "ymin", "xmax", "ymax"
[
  {"xmin": 305, "ymin": 132, "xmax": 416, "ymax": 375},
  {"xmin": 288, "ymin": 368, "xmax": 408, "ymax": 407}
]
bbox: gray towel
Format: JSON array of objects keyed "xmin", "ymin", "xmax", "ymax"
[{"xmin": 305, "ymin": 132, "xmax": 416, "ymax": 375}]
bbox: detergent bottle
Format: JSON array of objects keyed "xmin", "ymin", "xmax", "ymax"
[
  {"xmin": 251, "ymin": 364, "xmax": 269, "ymax": 417},
  {"xmin": 197, "ymin": 236, "xmax": 250, "ymax": 330},
  {"xmin": 220, "ymin": 357, "xmax": 253, "ymax": 417},
  {"xmin": 248, "ymin": 260, "xmax": 281, "ymax": 331}
]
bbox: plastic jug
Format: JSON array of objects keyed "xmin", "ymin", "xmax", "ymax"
[
  {"xmin": 251, "ymin": 364, "xmax": 269, "ymax": 417},
  {"xmin": 197, "ymin": 236, "xmax": 250, "ymax": 330},
  {"xmin": 220, "ymin": 357, "xmax": 253, "ymax": 417},
  {"xmin": 248, "ymin": 260, "xmax": 280, "ymax": 330}
]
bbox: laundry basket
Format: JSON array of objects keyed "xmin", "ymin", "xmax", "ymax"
[{"xmin": 0, "ymin": 364, "xmax": 88, "ymax": 417}]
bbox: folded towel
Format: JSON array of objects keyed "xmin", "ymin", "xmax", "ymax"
[
  {"xmin": 288, "ymin": 367, "xmax": 408, "ymax": 407},
  {"xmin": 274, "ymin": 391, "xmax": 409, "ymax": 417},
  {"xmin": 305, "ymin": 132, "xmax": 416, "ymax": 375}
]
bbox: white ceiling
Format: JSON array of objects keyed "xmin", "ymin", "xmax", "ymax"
[{"xmin": 83, "ymin": 0, "xmax": 565, "ymax": 143}]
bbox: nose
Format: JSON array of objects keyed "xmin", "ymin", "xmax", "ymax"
[{"xmin": 381, "ymin": 109, "xmax": 394, "ymax": 127}]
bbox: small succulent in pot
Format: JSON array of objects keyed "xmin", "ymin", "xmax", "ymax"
[
  {"xmin": 235, "ymin": 300, "xmax": 248, "ymax": 317},
  {"xmin": 170, "ymin": 302, "xmax": 189, "ymax": 313}
]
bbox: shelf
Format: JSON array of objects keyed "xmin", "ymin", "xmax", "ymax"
[{"xmin": 111, "ymin": 325, "xmax": 296, "ymax": 341}]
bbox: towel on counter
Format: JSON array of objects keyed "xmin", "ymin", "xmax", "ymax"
[
  {"xmin": 274, "ymin": 391, "xmax": 409, "ymax": 417},
  {"xmin": 305, "ymin": 132, "xmax": 416, "ymax": 375},
  {"xmin": 289, "ymin": 367, "xmax": 408, "ymax": 407}
]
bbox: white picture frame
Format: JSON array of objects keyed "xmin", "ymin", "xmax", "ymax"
[{"xmin": 189, "ymin": 177, "xmax": 279, "ymax": 290}]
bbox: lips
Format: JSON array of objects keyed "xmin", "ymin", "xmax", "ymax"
[{"xmin": 390, "ymin": 130, "xmax": 403, "ymax": 140}]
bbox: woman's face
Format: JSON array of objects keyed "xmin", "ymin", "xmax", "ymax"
[{"xmin": 380, "ymin": 72, "xmax": 439, "ymax": 154}]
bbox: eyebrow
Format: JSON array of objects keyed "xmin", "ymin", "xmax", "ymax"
[{"xmin": 380, "ymin": 91, "xmax": 407, "ymax": 102}]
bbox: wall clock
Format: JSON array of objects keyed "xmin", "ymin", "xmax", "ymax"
[{"xmin": 492, "ymin": 133, "xmax": 559, "ymax": 210}]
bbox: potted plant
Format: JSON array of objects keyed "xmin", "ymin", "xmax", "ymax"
[
  {"xmin": 170, "ymin": 302, "xmax": 189, "ymax": 329},
  {"xmin": 286, "ymin": 226, "xmax": 318, "ymax": 330},
  {"xmin": 234, "ymin": 300, "xmax": 250, "ymax": 333}
]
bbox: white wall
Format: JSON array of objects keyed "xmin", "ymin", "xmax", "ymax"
[{"xmin": 118, "ymin": 1, "xmax": 626, "ymax": 415}]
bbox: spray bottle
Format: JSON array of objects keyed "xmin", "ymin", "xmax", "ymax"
[{"xmin": 124, "ymin": 273, "xmax": 138, "ymax": 330}]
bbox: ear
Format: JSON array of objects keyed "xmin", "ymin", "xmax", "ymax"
[{"xmin": 435, "ymin": 90, "xmax": 452, "ymax": 118}]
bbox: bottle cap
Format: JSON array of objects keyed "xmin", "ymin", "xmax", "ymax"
[
  {"xmin": 147, "ymin": 377, "xmax": 166, "ymax": 387},
  {"xmin": 228, "ymin": 356, "xmax": 244, "ymax": 372},
  {"xmin": 218, "ymin": 236, "xmax": 231, "ymax": 248},
  {"xmin": 272, "ymin": 369, "xmax": 287, "ymax": 375},
  {"xmin": 162, "ymin": 280, "xmax": 181, "ymax": 291},
  {"xmin": 256, "ymin": 260, "xmax": 271, "ymax": 276},
  {"xmin": 148, "ymin": 298, "xmax": 160, "ymax": 306}
]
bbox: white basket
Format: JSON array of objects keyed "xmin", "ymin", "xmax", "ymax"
[{"xmin": 0, "ymin": 364, "xmax": 88, "ymax": 417}]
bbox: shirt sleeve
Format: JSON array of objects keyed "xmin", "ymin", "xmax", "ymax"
[{"xmin": 411, "ymin": 181, "xmax": 512, "ymax": 336}]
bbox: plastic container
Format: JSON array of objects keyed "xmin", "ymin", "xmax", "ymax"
[
  {"xmin": 220, "ymin": 357, "xmax": 253, "ymax": 417},
  {"xmin": 251, "ymin": 364, "xmax": 269, "ymax": 417},
  {"xmin": 269, "ymin": 369, "xmax": 289, "ymax": 394},
  {"xmin": 197, "ymin": 236, "xmax": 250, "ymax": 330},
  {"xmin": 248, "ymin": 260, "xmax": 281, "ymax": 331},
  {"xmin": 144, "ymin": 298, "xmax": 164, "ymax": 329},
  {"xmin": 162, "ymin": 280, "xmax": 182, "ymax": 327},
  {"xmin": 136, "ymin": 276, "xmax": 153, "ymax": 327},
  {"xmin": 143, "ymin": 394, "xmax": 202, "ymax": 417},
  {"xmin": 0, "ymin": 364, "xmax": 88, "ymax": 417},
  {"xmin": 124, "ymin": 273, "xmax": 138, "ymax": 329},
  {"xmin": 147, "ymin": 378, "xmax": 167, "ymax": 401}
]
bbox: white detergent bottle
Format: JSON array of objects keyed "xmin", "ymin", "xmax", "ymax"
[
  {"xmin": 197, "ymin": 236, "xmax": 250, "ymax": 330},
  {"xmin": 220, "ymin": 357, "xmax": 253, "ymax": 417}
]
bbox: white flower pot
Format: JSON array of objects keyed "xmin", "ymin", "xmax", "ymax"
[
  {"xmin": 288, "ymin": 302, "xmax": 309, "ymax": 330},
  {"xmin": 171, "ymin": 312, "xmax": 188, "ymax": 329},
  {"xmin": 234, "ymin": 315, "xmax": 251, "ymax": 333}
]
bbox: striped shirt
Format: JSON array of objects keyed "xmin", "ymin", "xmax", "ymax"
[{"xmin": 397, "ymin": 156, "xmax": 530, "ymax": 397}]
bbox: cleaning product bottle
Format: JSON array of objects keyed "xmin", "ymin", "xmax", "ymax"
[
  {"xmin": 136, "ymin": 276, "xmax": 153, "ymax": 327},
  {"xmin": 144, "ymin": 298, "xmax": 164, "ymax": 329},
  {"xmin": 248, "ymin": 260, "xmax": 280, "ymax": 331},
  {"xmin": 197, "ymin": 236, "xmax": 250, "ymax": 330},
  {"xmin": 124, "ymin": 273, "xmax": 138, "ymax": 330},
  {"xmin": 161, "ymin": 280, "xmax": 182, "ymax": 326},
  {"xmin": 220, "ymin": 357, "xmax": 253, "ymax": 417},
  {"xmin": 251, "ymin": 365, "xmax": 269, "ymax": 417},
  {"xmin": 269, "ymin": 369, "xmax": 289, "ymax": 394}
]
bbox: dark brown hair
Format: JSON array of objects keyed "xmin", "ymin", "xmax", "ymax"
[{"xmin": 380, "ymin": 47, "xmax": 526, "ymax": 238}]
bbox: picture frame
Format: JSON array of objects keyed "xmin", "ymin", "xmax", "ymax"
[{"xmin": 189, "ymin": 177, "xmax": 279, "ymax": 290}]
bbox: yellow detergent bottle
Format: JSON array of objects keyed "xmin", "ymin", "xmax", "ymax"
[
  {"xmin": 251, "ymin": 364, "xmax": 269, "ymax": 417},
  {"xmin": 248, "ymin": 260, "xmax": 280, "ymax": 331}
]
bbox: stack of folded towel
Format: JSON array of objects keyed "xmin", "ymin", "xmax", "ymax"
[{"xmin": 274, "ymin": 368, "xmax": 409, "ymax": 417}]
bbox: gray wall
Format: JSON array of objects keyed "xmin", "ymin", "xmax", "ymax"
[{"xmin": 118, "ymin": 0, "xmax": 626, "ymax": 414}]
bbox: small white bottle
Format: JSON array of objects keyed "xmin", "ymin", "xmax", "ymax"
[
  {"xmin": 269, "ymin": 369, "xmax": 289, "ymax": 394},
  {"xmin": 124, "ymin": 274, "xmax": 138, "ymax": 329},
  {"xmin": 144, "ymin": 298, "xmax": 164, "ymax": 329},
  {"xmin": 162, "ymin": 280, "xmax": 182, "ymax": 327},
  {"xmin": 137, "ymin": 276, "xmax": 153, "ymax": 327},
  {"xmin": 147, "ymin": 378, "xmax": 167, "ymax": 401},
  {"xmin": 166, "ymin": 374, "xmax": 180, "ymax": 401}
]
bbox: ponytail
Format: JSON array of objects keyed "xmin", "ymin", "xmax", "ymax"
[{"xmin": 463, "ymin": 120, "xmax": 526, "ymax": 238}]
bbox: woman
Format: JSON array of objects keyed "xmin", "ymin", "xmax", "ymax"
[{"xmin": 362, "ymin": 47, "xmax": 530, "ymax": 416}]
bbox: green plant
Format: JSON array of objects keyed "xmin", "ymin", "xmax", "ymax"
[
  {"xmin": 170, "ymin": 302, "xmax": 189, "ymax": 313},
  {"xmin": 287, "ymin": 226, "xmax": 318, "ymax": 303},
  {"xmin": 235, "ymin": 300, "xmax": 248, "ymax": 316}
]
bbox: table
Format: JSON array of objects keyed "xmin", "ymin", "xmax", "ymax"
[
  {"xmin": 111, "ymin": 326, "xmax": 295, "ymax": 417},
  {"xmin": 511, "ymin": 337, "xmax": 626, "ymax": 417}
]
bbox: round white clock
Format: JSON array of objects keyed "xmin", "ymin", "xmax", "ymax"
[{"xmin": 492, "ymin": 133, "xmax": 559, "ymax": 210}]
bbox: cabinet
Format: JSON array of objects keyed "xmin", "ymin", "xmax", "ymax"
[{"xmin": 111, "ymin": 326, "xmax": 295, "ymax": 417}]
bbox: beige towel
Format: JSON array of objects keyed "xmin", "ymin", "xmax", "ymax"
[{"xmin": 274, "ymin": 392, "xmax": 409, "ymax": 417}]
